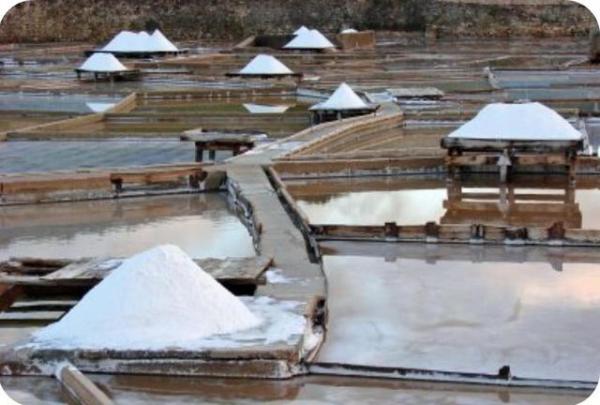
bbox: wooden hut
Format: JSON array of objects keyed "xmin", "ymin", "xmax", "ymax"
[
  {"xmin": 75, "ymin": 53, "xmax": 140, "ymax": 81},
  {"xmin": 309, "ymin": 83, "xmax": 379, "ymax": 124},
  {"xmin": 440, "ymin": 102, "xmax": 584, "ymax": 183}
]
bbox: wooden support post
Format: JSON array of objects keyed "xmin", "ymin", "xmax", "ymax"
[
  {"xmin": 56, "ymin": 363, "xmax": 113, "ymax": 405},
  {"xmin": 195, "ymin": 142, "xmax": 204, "ymax": 162},
  {"xmin": 208, "ymin": 149, "xmax": 217, "ymax": 161},
  {"xmin": 0, "ymin": 285, "xmax": 23, "ymax": 311}
]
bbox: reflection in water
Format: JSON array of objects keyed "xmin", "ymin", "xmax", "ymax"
[
  {"xmin": 0, "ymin": 375, "xmax": 588, "ymax": 405},
  {"xmin": 319, "ymin": 249, "xmax": 600, "ymax": 382},
  {"xmin": 0, "ymin": 194, "xmax": 255, "ymax": 260},
  {"xmin": 293, "ymin": 175, "xmax": 600, "ymax": 229}
]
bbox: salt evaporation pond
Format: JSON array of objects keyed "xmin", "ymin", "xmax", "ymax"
[
  {"xmin": 292, "ymin": 176, "xmax": 600, "ymax": 229},
  {"xmin": 0, "ymin": 140, "xmax": 233, "ymax": 173},
  {"xmin": 0, "ymin": 194, "xmax": 255, "ymax": 260},
  {"xmin": 317, "ymin": 242, "xmax": 600, "ymax": 382},
  {"xmin": 0, "ymin": 92, "xmax": 122, "ymax": 114}
]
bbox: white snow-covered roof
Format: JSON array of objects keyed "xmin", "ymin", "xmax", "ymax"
[
  {"xmin": 78, "ymin": 53, "xmax": 128, "ymax": 72},
  {"xmin": 310, "ymin": 82, "xmax": 369, "ymax": 110},
  {"xmin": 102, "ymin": 29, "xmax": 178, "ymax": 53},
  {"xmin": 284, "ymin": 29, "xmax": 335, "ymax": 50},
  {"xmin": 293, "ymin": 26, "xmax": 311, "ymax": 36},
  {"xmin": 238, "ymin": 54, "xmax": 293, "ymax": 75},
  {"xmin": 448, "ymin": 102, "xmax": 583, "ymax": 142},
  {"xmin": 243, "ymin": 103, "xmax": 291, "ymax": 114},
  {"xmin": 341, "ymin": 28, "xmax": 359, "ymax": 34}
]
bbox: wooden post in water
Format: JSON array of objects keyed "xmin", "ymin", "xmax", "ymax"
[{"xmin": 56, "ymin": 363, "xmax": 114, "ymax": 405}]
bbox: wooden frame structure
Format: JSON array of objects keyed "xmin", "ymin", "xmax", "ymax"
[
  {"xmin": 310, "ymin": 104, "xmax": 380, "ymax": 124},
  {"xmin": 441, "ymin": 137, "xmax": 583, "ymax": 183},
  {"xmin": 225, "ymin": 72, "xmax": 303, "ymax": 80},
  {"xmin": 74, "ymin": 68, "xmax": 142, "ymax": 82}
]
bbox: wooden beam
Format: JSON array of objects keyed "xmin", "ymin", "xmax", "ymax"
[{"xmin": 56, "ymin": 363, "xmax": 113, "ymax": 405}]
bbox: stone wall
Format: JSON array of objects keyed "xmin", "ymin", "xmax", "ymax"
[{"xmin": 0, "ymin": 0, "xmax": 595, "ymax": 43}]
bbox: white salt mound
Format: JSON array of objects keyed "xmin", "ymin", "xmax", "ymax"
[
  {"xmin": 78, "ymin": 53, "xmax": 128, "ymax": 72},
  {"xmin": 102, "ymin": 29, "xmax": 178, "ymax": 53},
  {"xmin": 293, "ymin": 26, "xmax": 311, "ymax": 36},
  {"xmin": 32, "ymin": 245, "xmax": 261, "ymax": 349},
  {"xmin": 284, "ymin": 29, "xmax": 335, "ymax": 50},
  {"xmin": 448, "ymin": 102, "xmax": 583, "ymax": 141},
  {"xmin": 239, "ymin": 54, "xmax": 293, "ymax": 75},
  {"xmin": 310, "ymin": 82, "xmax": 369, "ymax": 110}
]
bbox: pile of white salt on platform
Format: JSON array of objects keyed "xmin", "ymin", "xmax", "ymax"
[{"xmin": 32, "ymin": 245, "xmax": 263, "ymax": 350}]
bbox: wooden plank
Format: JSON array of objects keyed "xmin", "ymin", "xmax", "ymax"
[
  {"xmin": 0, "ymin": 256, "xmax": 273, "ymax": 287},
  {"xmin": 57, "ymin": 363, "xmax": 114, "ymax": 405}
]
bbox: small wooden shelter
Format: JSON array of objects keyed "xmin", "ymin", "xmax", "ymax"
[
  {"xmin": 309, "ymin": 83, "xmax": 379, "ymax": 124},
  {"xmin": 441, "ymin": 102, "xmax": 584, "ymax": 183},
  {"xmin": 75, "ymin": 53, "xmax": 140, "ymax": 81},
  {"xmin": 226, "ymin": 54, "xmax": 302, "ymax": 79}
]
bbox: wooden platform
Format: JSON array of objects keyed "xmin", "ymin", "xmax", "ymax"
[{"xmin": 0, "ymin": 256, "xmax": 271, "ymax": 293}]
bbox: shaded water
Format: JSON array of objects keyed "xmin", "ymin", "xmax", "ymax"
[
  {"xmin": 318, "ymin": 242, "xmax": 600, "ymax": 382},
  {"xmin": 0, "ymin": 194, "xmax": 255, "ymax": 260},
  {"xmin": 0, "ymin": 375, "xmax": 588, "ymax": 404}
]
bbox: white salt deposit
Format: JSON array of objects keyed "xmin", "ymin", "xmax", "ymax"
[
  {"xmin": 284, "ymin": 29, "xmax": 335, "ymax": 50},
  {"xmin": 146, "ymin": 29, "xmax": 179, "ymax": 52},
  {"xmin": 86, "ymin": 102, "xmax": 116, "ymax": 113},
  {"xmin": 243, "ymin": 103, "xmax": 291, "ymax": 114},
  {"xmin": 448, "ymin": 102, "xmax": 583, "ymax": 141},
  {"xmin": 102, "ymin": 29, "xmax": 178, "ymax": 53},
  {"xmin": 293, "ymin": 26, "xmax": 311, "ymax": 36},
  {"xmin": 238, "ymin": 54, "xmax": 293, "ymax": 75},
  {"xmin": 310, "ymin": 82, "xmax": 369, "ymax": 110},
  {"xmin": 78, "ymin": 53, "xmax": 128, "ymax": 72},
  {"xmin": 31, "ymin": 245, "xmax": 264, "ymax": 350}
]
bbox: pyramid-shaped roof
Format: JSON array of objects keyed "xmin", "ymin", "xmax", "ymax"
[
  {"xmin": 310, "ymin": 83, "xmax": 369, "ymax": 110},
  {"xmin": 102, "ymin": 30, "xmax": 178, "ymax": 53},
  {"xmin": 78, "ymin": 53, "xmax": 128, "ymax": 72},
  {"xmin": 448, "ymin": 102, "xmax": 583, "ymax": 141},
  {"xmin": 293, "ymin": 26, "xmax": 311, "ymax": 36},
  {"xmin": 238, "ymin": 54, "xmax": 293, "ymax": 75},
  {"xmin": 284, "ymin": 29, "xmax": 335, "ymax": 50},
  {"xmin": 147, "ymin": 29, "xmax": 179, "ymax": 52}
]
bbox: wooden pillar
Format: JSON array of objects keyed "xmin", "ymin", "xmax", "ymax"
[
  {"xmin": 195, "ymin": 142, "xmax": 204, "ymax": 162},
  {"xmin": 208, "ymin": 149, "xmax": 217, "ymax": 161}
]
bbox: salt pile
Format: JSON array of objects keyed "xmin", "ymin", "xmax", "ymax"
[
  {"xmin": 238, "ymin": 54, "xmax": 293, "ymax": 75},
  {"xmin": 32, "ymin": 245, "xmax": 261, "ymax": 349},
  {"xmin": 448, "ymin": 102, "xmax": 583, "ymax": 141},
  {"xmin": 78, "ymin": 53, "xmax": 128, "ymax": 72},
  {"xmin": 102, "ymin": 29, "xmax": 178, "ymax": 53},
  {"xmin": 310, "ymin": 82, "xmax": 369, "ymax": 110},
  {"xmin": 284, "ymin": 29, "xmax": 335, "ymax": 50},
  {"xmin": 293, "ymin": 26, "xmax": 311, "ymax": 36}
]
